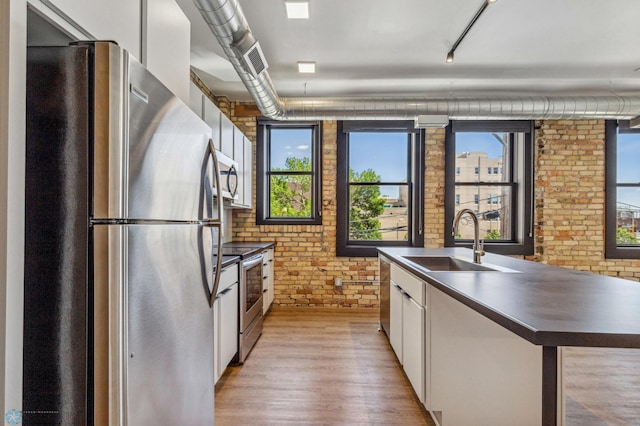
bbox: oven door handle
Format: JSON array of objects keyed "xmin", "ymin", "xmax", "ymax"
[{"xmin": 243, "ymin": 254, "xmax": 263, "ymax": 270}]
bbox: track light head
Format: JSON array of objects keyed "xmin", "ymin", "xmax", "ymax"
[{"xmin": 446, "ymin": 51, "xmax": 454, "ymax": 63}]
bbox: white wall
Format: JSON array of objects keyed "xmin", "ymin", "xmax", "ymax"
[{"xmin": 1, "ymin": 0, "xmax": 27, "ymax": 415}]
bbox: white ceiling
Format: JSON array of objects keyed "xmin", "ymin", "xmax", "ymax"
[{"xmin": 176, "ymin": 0, "xmax": 640, "ymax": 102}]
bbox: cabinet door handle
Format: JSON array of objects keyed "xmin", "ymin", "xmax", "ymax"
[
  {"xmin": 407, "ymin": 294, "xmax": 424, "ymax": 310},
  {"xmin": 263, "ymin": 289, "xmax": 268, "ymax": 293},
  {"xmin": 218, "ymin": 287, "xmax": 232, "ymax": 297}
]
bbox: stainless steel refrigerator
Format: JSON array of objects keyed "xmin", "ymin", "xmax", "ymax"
[{"xmin": 24, "ymin": 41, "xmax": 223, "ymax": 425}]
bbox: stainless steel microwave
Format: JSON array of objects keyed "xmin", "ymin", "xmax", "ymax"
[{"xmin": 215, "ymin": 150, "xmax": 239, "ymax": 200}]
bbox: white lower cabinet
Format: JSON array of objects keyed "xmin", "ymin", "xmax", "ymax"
[
  {"xmin": 217, "ymin": 282, "xmax": 238, "ymax": 378},
  {"xmin": 214, "ymin": 264, "xmax": 239, "ymax": 383},
  {"xmin": 262, "ymin": 248, "xmax": 275, "ymax": 314},
  {"xmin": 430, "ymin": 286, "xmax": 542, "ymax": 425},
  {"xmin": 390, "ymin": 282, "xmax": 404, "ymax": 361},
  {"xmin": 402, "ymin": 294, "xmax": 425, "ymax": 403},
  {"xmin": 389, "ymin": 264, "xmax": 427, "ymax": 406}
]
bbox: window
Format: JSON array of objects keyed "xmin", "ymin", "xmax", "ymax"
[
  {"xmin": 605, "ymin": 120, "xmax": 640, "ymax": 258},
  {"xmin": 474, "ymin": 167, "xmax": 479, "ymax": 175},
  {"xmin": 256, "ymin": 120, "xmax": 322, "ymax": 225},
  {"xmin": 445, "ymin": 121, "xmax": 534, "ymax": 255},
  {"xmin": 456, "ymin": 166, "xmax": 461, "ymax": 175},
  {"xmin": 337, "ymin": 121, "xmax": 424, "ymax": 257}
]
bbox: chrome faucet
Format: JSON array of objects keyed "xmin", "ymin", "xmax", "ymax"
[{"xmin": 452, "ymin": 208, "xmax": 485, "ymax": 264}]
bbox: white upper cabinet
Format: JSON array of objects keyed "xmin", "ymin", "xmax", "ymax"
[
  {"xmin": 143, "ymin": 0, "xmax": 191, "ymax": 103},
  {"xmin": 189, "ymin": 81, "xmax": 203, "ymax": 118},
  {"xmin": 233, "ymin": 127, "xmax": 245, "ymax": 206},
  {"xmin": 35, "ymin": 0, "xmax": 190, "ymax": 103},
  {"xmin": 231, "ymin": 128, "xmax": 253, "ymax": 209},
  {"xmin": 203, "ymin": 97, "xmax": 222, "ymax": 151},
  {"xmin": 220, "ymin": 114, "xmax": 234, "ymax": 158},
  {"xmin": 44, "ymin": 0, "xmax": 142, "ymax": 59},
  {"xmin": 191, "ymin": 84, "xmax": 253, "ymax": 209},
  {"xmin": 243, "ymin": 137, "xmax": 253, "ymax": 209}
]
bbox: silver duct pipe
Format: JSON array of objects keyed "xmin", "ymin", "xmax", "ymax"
[{"xmin": 193, "ymin": 0, "xmax": 640, "ymax": 121}]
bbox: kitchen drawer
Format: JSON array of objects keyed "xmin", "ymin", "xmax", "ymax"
[
  {"xmin": 391, "ymin": 263, "xmax": 425, "ymax": 305},
  {"xmin": 262, "ymin": 248, "xmax": 274, "ymax": 265},
  {"xmin": 218, "ymin": 263, "xmax": 239, "ymax": 294}
]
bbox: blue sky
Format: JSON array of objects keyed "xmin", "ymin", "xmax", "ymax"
[
  {"xmin": 270, "ymin": 128, "xmax": 312, "ymax": 169},
  {"xmin": 456, "ymin": 132, "xmax": 505, "ymax": 158},
  {"xmin": 349, "ymin": 133, "xmax": 407, "ymax": 199}
]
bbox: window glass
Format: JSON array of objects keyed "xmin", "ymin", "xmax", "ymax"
[
  {"xmin": 269, "ymin": 175, "xmax": 312, "ymax": 218},
  {"xmin": 454, "ymin": 133, "xmax": 512, "ymax": 243},
  {"xmin": 445, "ymin": 121, "xmax": 533, "ymax": 255},
  {"xmin": 337, "ymin": 122, "xmax": 424, "ymax": 257},
  {"xmin": 455, "ymin": 185, "xmax": 512, "ymax": 240},
  {"xmin": 256, "ymin": 121, "xmax": 321, "ymax": 225},
  {"xmin": 617, "ymin": 134, "xmax": 640, "ymax": 183},
  {"xmin": 613, "ymin": 131, "xmax": 640, "ymax": 248},
  {"xmin": 270, "ymin": 129, "xmax": 312, "ymax": 170},
  {"xmin": 348, "ymin": 133, "xmax": 407, "ymax": 182},
  {"xmin": 347, "ymin": 133, "xmax": 409, "ymax": 242},
  {"xmin": 349, "ymin": 184, "xmax": 409, "ymax": 241}
]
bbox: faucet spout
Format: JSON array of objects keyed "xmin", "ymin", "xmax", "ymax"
[{"xmin": 452, "ymin": 208, "xmax": 485, "ymax": 264}]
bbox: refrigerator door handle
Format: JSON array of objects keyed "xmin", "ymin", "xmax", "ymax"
[
  {"xmin": 208, "ymin": 222, "xmax": 223, "ymax": 307},
  {"xmin": 209, "ymin": 139, "xmax": 223, "ymax": 222},
  {"xmin": 227, "ymin": 164, "xmax": 238, "ymax": 198},
  {"xmin": 207, "ymin": 139, "xmax": 223, "ymax": 307}
]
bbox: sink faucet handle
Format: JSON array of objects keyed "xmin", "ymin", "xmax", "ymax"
[{"xmin": 477, "ymin": 239, "xmax": 485, "ymax": 257}]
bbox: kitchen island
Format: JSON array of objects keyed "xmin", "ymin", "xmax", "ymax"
[{"xmin": 378, "ymin": 247, "xmax": 640, "ymax": 426}]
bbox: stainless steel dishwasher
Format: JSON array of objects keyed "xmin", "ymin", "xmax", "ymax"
[{"xmin": 379, "ymin": 255, "xmax": 391, "ymax": 337}]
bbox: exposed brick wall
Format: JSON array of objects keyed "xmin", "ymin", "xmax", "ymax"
[
  {"xmin": 231, "ymin": 119, "xmax": 380, "ymax": 308},
  {"xmin": 424, "ymin": 129, "xmax": 447, "ymax": 247},
  {"xmin": 531, "ymin": 120, "xmax": 640, "ymax": 280},
  {"xmin": 192, "ymin": 77, "xmax": 640, "ymax": 307}
]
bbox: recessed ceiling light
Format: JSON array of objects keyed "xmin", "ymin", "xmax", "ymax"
[
  {"xmin": 298, "ymin": 61, "xmax": 316, "ymax": 73},
  {"xmin": 285, "ymin": 1, "xmax": 309, "ymax": 19}
]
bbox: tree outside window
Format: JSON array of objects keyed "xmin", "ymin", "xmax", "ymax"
[
  {"xmin": 256, "ymin": 121, "xmax": 321, "ymax": 225},
  {"xmin": 337, "ymin": 121, "xmax": 424, "ymax": 257}
]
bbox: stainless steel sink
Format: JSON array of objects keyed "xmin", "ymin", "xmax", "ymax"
[{"xmin": 402, "ymin": 256, "xmax": 503, "ymax": 272}]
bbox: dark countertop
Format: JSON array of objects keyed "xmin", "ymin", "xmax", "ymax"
[
  {"xmin": 219, "ymin": 255, "xmax": 240, "ymax": 268},
  {"xmin": 379, "ymin": 247, "xmax": 640, "ymax": 349},
  {"xmin": 222, "ymin": 241, "xmax": 276, "ymax": 258}
]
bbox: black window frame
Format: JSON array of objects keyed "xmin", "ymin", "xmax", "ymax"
[
  {"xmin": 336, "ymin": 121, "xmax": 425, "ymax": 257},
  {"xmin": 605, "ymin": 120, "xmax": 640, "ymax": 259},
  {"xmin": 255, "ymin": 119, "xmax": 322, "ymax": 225},
  {"xmin": 444, "ymin": 120, "xmax": 534, "ymax": 255}
]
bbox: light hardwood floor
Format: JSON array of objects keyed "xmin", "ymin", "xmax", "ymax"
[
  {"xmin": 215, "ymin": 308, "xmax": 640, "ymax": 425},
  {"xmin": 215, "ymin": 308, "xmax": 435, "ymax": 425},
  {"xmin": 564, "ymin": 347, "xmax": 640, "ymax": 425}
]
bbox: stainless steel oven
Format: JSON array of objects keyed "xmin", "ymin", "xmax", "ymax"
[{"xmin": 238, "ymin": 253, "xmax": 264, "ymax": 363}]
